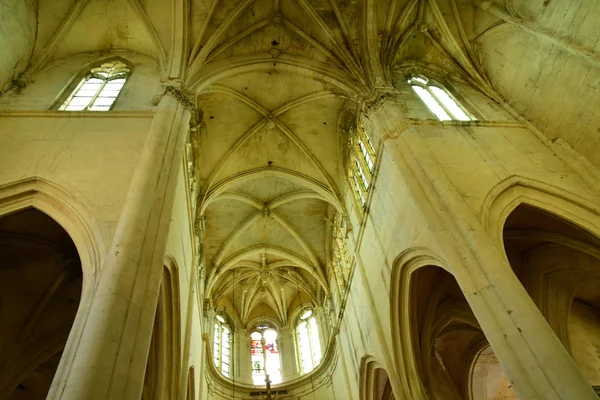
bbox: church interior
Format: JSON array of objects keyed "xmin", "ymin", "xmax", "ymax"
[{"xmin": 1, "ymin": 0, "xmax": 600, "ymax": 399}]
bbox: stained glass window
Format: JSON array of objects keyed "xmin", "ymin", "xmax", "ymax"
[
  {"xmin": 60, "ymin": 61, "xmax": 130, "ymax": 111},
  {"xmin": 408, "ymin": 74, "xmax": 474, "ymax": 121},
  {"xmin": 250, "ymin": 326, "xmax": 281, "ymax": 385},
  {"xmin": 296, "ymin": 309, "xmax": 322, "ymax": 374},
  {"xmin": 213, "ymin": 315, "xmax": 231, "ymax": 377},
  {"xmin": 349, "ymin": 122, "xmax": 376, "ymax": 209}
]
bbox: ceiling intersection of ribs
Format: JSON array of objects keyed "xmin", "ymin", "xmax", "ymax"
[
  {"xmin": 190, "ymin": 0, "xmax": 511, "ymax": 327},
  {"xmin": 196, "ymin": 65, "xmax": 348, "ymax": 327}
]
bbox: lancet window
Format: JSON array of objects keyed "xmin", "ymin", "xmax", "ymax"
[
  {"xmin": 59, "ymin": 61, "xmax": 130, "ymax": 111},
  {"xmin": 408, "ymin": 74, "xmax": 474, "ymax": 121},
  {"xmin": 250, "ymin": 326, "xmax": 281, "ymax": 385},
  {"xmin": 349, "ymin": 123, "xmax": 376, "ymax": 208},
  {"xmin": 296, "ymin": 309, "xmax": 322, "ymax": 374},
  {"xmin": 213, "ymin": 315, "xmax": 231, "ymax": 377}
]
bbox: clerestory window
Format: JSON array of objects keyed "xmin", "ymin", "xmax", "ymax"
[
  {"xmin": 59, "ymin": 61, "xmax": 130, "ymax": 111},
  {"xmin": 296, "ymin": 309, "xmax": 322, "ymax": 374},
  {"xmin": 408, "ymin": 74, "xmax": 474, "ymax": 121},
  {"xmin": 349, "ymin": 122, "xmax": 376, "ymax": 209},
  {"xmin": 250, "ymin": 326, "xmax": 281, "ymax": 385},
  {"xmin": 213, "ymin": 315, "xmax": 232, "ymax": 377}
]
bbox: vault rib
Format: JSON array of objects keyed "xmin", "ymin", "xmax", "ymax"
[
  {"xmin": 26, "ymin": 0, "xmax": 93, "ymax": 76},
  {"xmin": 383, "ymin": 0, "xmax": 418, "ymax": 74},
  {"xmin": 282, "ymin": 19, "xmax": 346, "ymax": 69},
  {"xmin": 206, "ymin": 19, "xmax": 271, "ymax": 64},
  {"xmin": 213, "ymin": 211, "xmax": 263, "ymax": 266},
  {"xmin": 361, "ymin": 0, "xmax": 386, "ymax": 85},
  {"xmin": 168, "ymin": 0, "xmax": 190, "ymax": 78},
  {"xmin": 210, "ymin": 194, "xmax": 321, "ymax": 269},
  {"xmin": 270, "ymin": 211, "xmax": 320, "ymax": 267},
  {"xmin": 425, "ymin": 0, "xmax": 495, "ymax": 96},
  {"xmin": 189, "ymin": 0, "xmax": 220, "ymax": 63},
  {"xmin": 189, "ymin": 0, "xmax": 255, "ymax": 73},
  {"xmin": 296, "ymin": 0, "xmax": 364, "ymax": 81},
  {"xmin": 127, "ymin": 0, "xmax": 168, "ymax": 69},
  {"xmin": 327, "ymin": 0, "xmax": 357, "ymax": 60},
  {"xmin": 202, "ymin": 167, "xmax": 341, "ymax": 214},
  {"xmin": 199, "ymin": 88, "xmax": 342, "ymax": 206},
  {"xmin": 206, "ymin": 245, "xmax": 328, "ymax": 298},
  {"xmin": 207, "ymin": 192, "xmax": 264, "ymax": 211}
]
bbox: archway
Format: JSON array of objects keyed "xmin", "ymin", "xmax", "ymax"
[
  {"xmin": 0, "ymin": 208, "xmax": 82, "ymax": 399},
  {"xmin": 360, "ymin": 358, "xmax": 395, "ymax": 400},
  {"xmin": 142, "ymin": 262, "xmax": 181, "ymax": 400},
  {"xmin": 503, "ymin": 204, "xmax": 600, "ymax": 390},
  {"xmin": 406, "ymin": 265, "xmax": 517, "ymax": 400}
]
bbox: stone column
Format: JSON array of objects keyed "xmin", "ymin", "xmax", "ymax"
[
  {"xmin": 51, "ymin": 88, "xmax": 193, "ymax": 400},
  {"xmin": 366, "ymin": 98, "xmax": 597, "ymax": 400},
  {"xmin": 314, "ymin": 306, "xmax": 330, "ymax": 356},
  {"xmin": 236, "ymin": 328, "xmax": 253, "ymax": 385},
  {"xmin": 279, "ymin": 326, "xmax": 298, "ymax": 380}
]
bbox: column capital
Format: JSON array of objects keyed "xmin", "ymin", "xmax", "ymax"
[
  {"xmin": 360, "ymin": 89, "xmax": 407, "ymax": 115},
  {"xmin": 153, "ymin": 85, "xmax": 196, "ymax": 112}
]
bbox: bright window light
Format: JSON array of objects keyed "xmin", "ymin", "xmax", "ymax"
[
  {"xmin": 429, "ymin": 86, "xmax": 471, "ymax": 121},
  {"xmin": 412, "ymin": 85, "xmax": 452, "ymax": 121},
  {"xmin": 60, "ymin": 61, "xmax": 129, "ymax": 111},
  {"xmin": 409, "ymin": 74, "xmax": 475, "ymax": 122},
  {"xmin": 296, "ymin": 310, "xmax": 322, "ymax": 374}
]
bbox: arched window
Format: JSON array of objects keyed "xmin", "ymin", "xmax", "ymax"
[
  {"xmin": 250, "ymin": 326, "xmax": 281, "ymax": 385},
  {"xmin": 408, "ymin": 74, "xmax": 474, "ymax": 121},
  {"xmin": 213, "ymin": 315, "xmax": 231, "ymax": 377},
  {"xmin": 296, "ymin": 309, "xmax": 322, "ymax": 374},
  {"xmin": 59, "ymin": 61, "xmax": 130, "ymax": 111},
  {"xmin": 349, "ymin": 122, "xmax": 376, "ymax": 209}
]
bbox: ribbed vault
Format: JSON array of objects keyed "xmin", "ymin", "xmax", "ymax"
[{"xmin": 18, "ymin": 0, "xmax": 578, "ymax": 330}]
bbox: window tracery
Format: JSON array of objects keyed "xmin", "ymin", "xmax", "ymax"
[
  {"xmin": 59, "ymin": 61, "xmax": 130, "ymax": 111},
  {"xmin": 250, "ymin": 325, "xmax": 281, "ymax": 385},
  {"xmin": 408, "ymin": 74, "xmax": 474, "ymax": 121},
  {"xmin": 295, "ymin": 309, "xmax": 322, "ymax": 374},
  {"xmin": 349, "ymin": 122, "xmax": 376, "ymax": 209},
  {"xmin": 213, "ymin": 314, "xmax": 231, "ymax": 377}
]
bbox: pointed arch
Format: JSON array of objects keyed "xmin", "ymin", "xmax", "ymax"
[
  {"xmin": 0, "ymin": 177, "xmax": 104, "ymax": 399},
  {"xmin": 359, "ymin": 356, "xmax": 395, "ymax": 400},
  {"xmin": 389, "ymin": 248, "xmax": 451, "ymax": 400},
  {"xmin": 480, "ymin": 175, "xmax": 600, "ymax": 246}
]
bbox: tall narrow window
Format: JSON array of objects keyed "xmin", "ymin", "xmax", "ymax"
[
  {"xmin": 408, "ymin": 74, "xmax": 474, "ymax": 121},
  {"xmin": 213, "ymin": 315, "xmax": 231, "ymax": 377},
  {"xmin": 250, "ymin": 326, "xmax": 281, "ymax": 385},
  {"xmin": 349, "ymin": 122, "xmax": 376, "ymax": 209},
  {"xmin": 60, "ymin": 61, "xmax": 130, "ymax": 111},
  {"xmin": 296, "ymin": 309, "xmax": 322, "ymax": 374}
]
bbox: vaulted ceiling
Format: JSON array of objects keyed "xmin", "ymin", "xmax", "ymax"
[{"xmin": 5, "ymin": 0, "xmax": 600, "ymax": 326}]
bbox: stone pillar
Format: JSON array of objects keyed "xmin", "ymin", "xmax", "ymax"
[
  {"xmin": 279, "ymin": 326, "xmax": 298, "ymax": 380},
  {"xmin": 366, "ymin": 99, "xmax": 597, "ymax": 400},
  {"xmin": 314, "ymin": 306, "xmax": 330, "ymax": 355},
  {"xmin": 50, "ymin": 88, "xmax": 193, "ymax": 400},
  {"xmin": 236, "ymin": 328, "xmax": 253, "ymax": 385}
]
